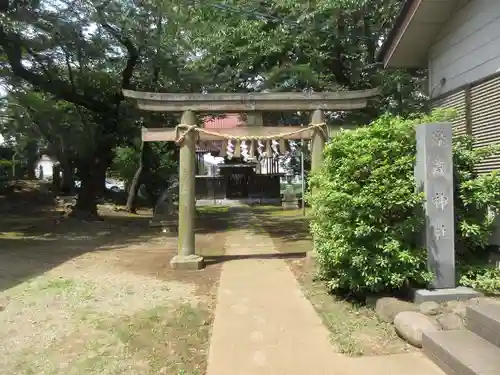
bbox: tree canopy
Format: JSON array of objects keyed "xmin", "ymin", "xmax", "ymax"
[{"xmin": 0, "ymin": 0, "xmax": 426, "ymax": 216}]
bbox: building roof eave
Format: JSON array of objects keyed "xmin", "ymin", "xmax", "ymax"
[
  {"xmin": 377, "ymin": 0, "xmax": 417, "ymax": 65},
  {"xmin": 378, "ymin": 0, "xmax": 458, "ymax": 69}
]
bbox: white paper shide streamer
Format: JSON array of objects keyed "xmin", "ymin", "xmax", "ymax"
[
  {"xmin": 257, "ymin": 140, "xmax": 265, "ymax": 158},
  {"xmin": 271, "ymin": 139, "xmax": 279, "ymax": 157},
  {"xmin": 226, "ymin": 139, "xmax": 234, "ymax": 159},
  {"xmin": 240, "ymin": 140, "xmax": 249, "ymax": 161}
]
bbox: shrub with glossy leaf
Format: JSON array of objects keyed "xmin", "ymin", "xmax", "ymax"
[
  {"xmin": 459, "ymin": 265, "xmax": 500, "ymax": 295},
  {"xmin": 308, "ymin": 110, "xmax": 500, "ymax": 295}
]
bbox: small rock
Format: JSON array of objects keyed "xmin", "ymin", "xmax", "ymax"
[
  {"xmin": 419, "ymin": 301, "xmax": 441, "ymax": 315},
  {"xmin": 394, "ymin": 311, "xmax": 441, "ymax": 348},
  {"xmin": 437, "ymin": 313, "xmax": 464, "ymax": 331},
  {"xmin": 0, "ymin": 306, "xmax": 4, "ymax": 312},
  {"xmin": 375, "ymin": 297, "xmax": 418, "ymax": 323},
  {"xmin": 446, "ymin": 300, "xmax": 466, "ymax": 318}
]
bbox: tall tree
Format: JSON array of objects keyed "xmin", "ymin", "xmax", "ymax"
[
  {"xmin": 0, "ymin": 0, "xmax": 201, "ymax": 218},
  {"xmin": 1, "ymin": 89, "xmax": 82, "ymax": 187},
  {"xmin": 1, "ymin": 0, "xmax": 141, "ymax": 218},
  {"xmin": 189, "ymin": 0, "xmax": 426, "ymax": 122},
  {"xmin": 1, "ymin": 0, "xmax": 427, "ymax": 219}
]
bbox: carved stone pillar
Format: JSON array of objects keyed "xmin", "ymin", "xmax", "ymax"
[
  {"xmin": 415, "ymin": 122, "xmax": 456, "ymax": 288},
  {"xmin": 171, "ymin": 110, "xmax": 204, "ymax": 270},
  {"xmin": 413, "ymin": 122, "xmax": 480, "ymax": 302},
  {"xmin": 310, "ymin": 109, "xmax": 326, "ymax": 196}
]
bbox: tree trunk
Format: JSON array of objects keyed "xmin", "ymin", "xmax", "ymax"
[
  {"xmin": 26, "ymin": 165, "xmax": 36, "ymax": 180},
  {"xmin": 71, "ymin": 154, "xmax": 109, "ymax": 221},
  {"xmin": 60, "ymin": 160, "xmax": 74, "ymax": 195},
  {"xmin": 125, "ymin": 141, "xmax": 145, "ymax": 214},
  {"xmin": 52, "ymin": 164, "xmax": 61, "ymax": 194},
  {"xmin": 25, "ymin": 141, "xmax": 39, "ymax": 180},
  {"xmin": 144, "ymin": 184, "xmax": 160, "ymax": 211},
  {"xmin": 126, "ymin": 165, "xmax": 142, "ymax": 213}
]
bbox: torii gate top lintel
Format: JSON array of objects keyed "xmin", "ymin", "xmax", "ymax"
[
  {"xmin": 123, "ymin": 88, "xmax": 379, "ymax": 142},
  {"xmin": 122, "ymin": 88, "xmax": 380, "ymax": 112}
]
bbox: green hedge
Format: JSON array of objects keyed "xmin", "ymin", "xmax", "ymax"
[{"xmin": 308, "ymin": 110, "xmax": 500, "ymax": 296}]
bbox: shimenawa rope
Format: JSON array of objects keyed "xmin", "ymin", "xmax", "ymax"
[{"xmin": 174, "ymin": 122, "xmax": 326, "ymax": 145}]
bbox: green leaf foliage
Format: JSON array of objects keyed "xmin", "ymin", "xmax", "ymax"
[
  {"xmin": 189, "ymin": 0, "xmax": 425, "ymax": 121},
  {"xmin": 308, "ymin": 109, "xmax": 500, "ymax": 295},
  {"xmin": 459, "ymin": 265, "xmax": 500, "ymax": 296}
]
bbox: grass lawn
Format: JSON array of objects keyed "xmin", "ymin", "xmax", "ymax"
[
  {"xmin": 252, "ymin": 206, "xmax": 413, "ymax": 356},
  {"xmin": 0, "ymin": 182, "xmax": 226, "ymax": 375}
]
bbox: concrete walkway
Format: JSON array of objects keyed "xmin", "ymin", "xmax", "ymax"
[{"xmin": 205, "ymin": 208, "xmax": 445, "ymax": 375}]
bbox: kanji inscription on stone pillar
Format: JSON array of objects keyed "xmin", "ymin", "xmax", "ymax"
[{"xmin": 415, "ymin": 122, "xmax": 455, "ymax": 289}]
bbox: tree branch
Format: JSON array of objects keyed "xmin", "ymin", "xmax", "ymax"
[
  {"xmin": 62, "ymin": 46, "xmax": 77, "ymax": 93},
  {"xmin": 0, "ymin": 26, "xmax": 111, "ymax": 113},
  {"xmin": 96, "ymin": 8, "xmax": 139, "ymax": 102},
  {"xmin": 26, "ymin": 48, "xmax": 53, "ymax": 78},
  {"xmin": 331, "ymin": 10, "xmax": 351, "ymax": 87},
  {"xmin": 152, "ymin": 12, "xmax": 163, "ymax": 87},
  {"xmin": 61, "ymin": 46, "xmax": 92, "ymax": 130},
  {"xmin": 101, "ymin": 23, "xmax": 139, "ymax": 88},
  {"xmin": 363, "ymin": 8, "xmax": 375, "ymax": 65}
]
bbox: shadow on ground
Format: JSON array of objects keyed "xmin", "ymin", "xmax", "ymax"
[
  {"xmin": 204, "ymin": 252, "xmax": 307, "ymax": 266},
  {"xmin": 0, "ymin": 183, "xmax": 232, "ymax": 292},
  {"xmin": 249, "ymin": 207, "xmax": 312, "ymax": 251},
  {"xmin": 197, "ymin": 206, "xmax": 310, "ymax": 266}
]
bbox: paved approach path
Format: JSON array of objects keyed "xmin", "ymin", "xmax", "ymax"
[{"xmin": 205, "ymin": 208, "xmax": 446, "ymax": 375}]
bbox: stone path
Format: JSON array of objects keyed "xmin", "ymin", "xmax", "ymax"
[{"xmin": 205, "ymin": 208, "xmax": 446, "ymax": 375}]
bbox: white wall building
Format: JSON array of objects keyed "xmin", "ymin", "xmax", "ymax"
[
  {"xmin": 379, "ymin": 0, "xmax": 500, "ymax": 244},
  {"xmin": 34, "ymin": 154, "xmax": 57, "ymax": 180}
]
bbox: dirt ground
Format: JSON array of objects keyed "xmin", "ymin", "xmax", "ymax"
[
  {"xmin": 0, "ymin": 181, "xmax": 226, "ymax": 375},
  {"xmin": 0, "ymin": 181, "xmax": 415, "ymax": 374},
  {"xmin": 252, "ymin": 206, "xmax": 414, "ymax": 356}
]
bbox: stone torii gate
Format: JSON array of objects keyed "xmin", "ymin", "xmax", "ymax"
[{"xmin": 123, "ymin": 89, "xmax": 379, "ymax": 269}]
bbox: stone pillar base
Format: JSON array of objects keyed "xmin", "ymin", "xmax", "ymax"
[
  {"xmin": 413, "ymin": 286, "xmax": 482, "ymax": 304},
  {"xmin": 170, "ymin": 254, "xmax": 204, "ymax": 270},
  {"xmin": 150, "ymin": 218, "xmax": 176, "ymax": 227},
  {"xmin": 282, "ymin": 200, "xmax": 299, "ymax": 210},
  {"xmin": 306, "ymin": 250, "xmax": 318, "ymax": 264},
  {"xmin": 306, "ymin": 250, "xmax": 318, "ymax": 260}
]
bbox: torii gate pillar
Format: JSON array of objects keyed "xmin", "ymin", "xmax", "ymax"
[
  {"xmin": 310, "ymin": 109, "xmax": 326, "ymax": 196},
  {"xmin": 170, "ymin": 110, "xmax": 204, "ymax": 270}
]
